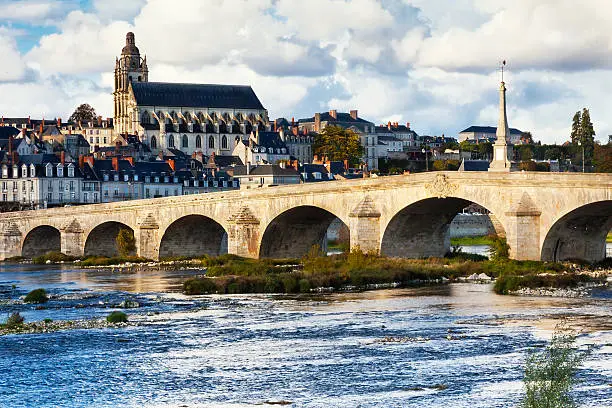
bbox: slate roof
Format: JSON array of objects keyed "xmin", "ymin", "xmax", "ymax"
[
  {"xmin": 378, "ymin": 135, "xmax": 402, "ymax": 142},
  {"xmin": 298, "ymin": 112, "xmax": 372, "ymax": 124},
  {"xmin": 460, "ymin": 126, "xmax": 523, "ymax": 135},
  {"xmin": 0, "ymin": 126, "xmax": 20, "ymax": 139},
  {"xmin": 252, "ymin": 132, "xmax": 288, "ymax": 150},
  {"xmin": 211, "ymin": 155, "xmax": 243, "ymax": 168},
  {"xmin": 131, "ymin": 82, "xmax": 266, "ymax": 110},
  {"xmin": 233, "ymin": 164, "xmax": 300, "ymax": 177}
]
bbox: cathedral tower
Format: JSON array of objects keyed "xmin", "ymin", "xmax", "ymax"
[{"xmin": 113, "ymin": 32, "xmax": 148, "ymax": 134}]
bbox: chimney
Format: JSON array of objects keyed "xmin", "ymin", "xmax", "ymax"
[
  {"xmin": 57, "ymin": 118, "xmax": 62, "ymax": 127},
  {"xmin": 387, "ymin": 121, "xmax": 391, "ymax": 130},
  {"xmin": 329, "ymin": 110, "xmax": 337, "ymax": 120},
  {"xmin": 292, "ymin": 160, "xmax": 299, "ymax": 171},
  {"xmin": 314, "ymin": 113, "xmax": 321, "ymax": 132},
  {"xmin": 84, "ymin": 156, "xmax": 95, "ymax": 168},
  {"xmin": 303, "ymin": 127, "xmax": 308, "ymax": 135},
  {"xmin": 291, "ymin": 117, "xmax": 295, "ymax": 126},
  {"xmin": 350, "ymin": 110, "xmax": 358, "ymax": 120},
  {"xmin": 8, "ymin": 136, "xmax": 13, "ymax": 155},
  {"xmin": 292, "ymin": 127, "xmax": 298, "ymax": 136},
  {"xmin": 112, "ymin": 156, "xmax": 119, "ymax": 171},
  {"xmin": 274, "ymin": 120, "xmax": 277, "ymax": 132},
  {"xmin": 97, "ymin": 116, "xmax": 102, "ymax": 127},
  {"xmin": 39, "ymin": 123, "xmax": 43, "ymax": 135},
  {"xmin": 407, "ymin": 122, "xmax": 410, "ymax": 129},
  {"xmin": 167, "ymin": 159, "xmax": 175, "ymax": 171},
  {"xmin": 28, "ymin": 116, "xmax": 31, "ymax": 125},
  {"xmin": 313, "ymin": 154, "xmax": 319, "ymax": 163},
  {"xmin": 78, "ymin": 155, "xmax": 84, "ymax": 170},
  {"xmin": 11, "ymin": 152, "xmax": 19, "ymax": 165},
  {"xmin": 344, "ymin": 159, "xmax": 349, "ymax": 171},
  {"xmin": 126, "ymin": 156, "xmax": 134, "ymax": 166},
  {"xmin": 60, "ymin": 151, "xmax": 66, "ymax": 165}
]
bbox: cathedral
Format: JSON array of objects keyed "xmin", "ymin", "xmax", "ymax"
[{"xmin": 113, "ymin": 32, "xmax": 270, "ymax": 157}]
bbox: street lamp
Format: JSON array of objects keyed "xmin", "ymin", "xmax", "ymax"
[
  {"xmin": 422, "ymin": 147, "xmax": 429, "ymax": 172},
  {"xmin": 578, "ymin": 141, "xmax": 585, "ymax": 173}
]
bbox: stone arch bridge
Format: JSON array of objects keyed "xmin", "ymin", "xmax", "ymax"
[{"xmin": 1, "ymin": 172, "xmax": 611, "ymax": 263}]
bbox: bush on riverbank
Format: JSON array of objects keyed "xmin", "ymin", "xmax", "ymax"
[
  {"xmin": 2, "ymin": 312, "xmax": 24, "ymax": 329},
  {"xmin": 33, "ymin": 252, "xmax": 76, "ymax": 264},
  {"xmin": 494, "ymin": 273, "xmax": 605, "ymax": 295},
  {"xmin": 24, "ymin": 288, "xmax": 48, "ymax": 304},
  {"xmin": 76, "ymin": 256, "xmax": 150, "ymax": 267},
  {"xmin": 106, "ymin": 311, "xmax": 128, "ymax": 323}
]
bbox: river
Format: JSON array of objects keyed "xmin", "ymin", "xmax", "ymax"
[{"xmin": 0, "ymin": 264, "xmax": 610, "ymax": 408}]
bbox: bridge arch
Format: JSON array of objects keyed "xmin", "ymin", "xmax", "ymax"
[
  {"xmin": 381, "ymin": 197, "xmax": 506, "ymax": 258},
  {"xmin": 22, "ymin": 225, "xmax": 61, "ymax": 258},
  {"xmin": 259, "ymin": 205, "xmax": 348, "ymax": 259},
  {"xmin": 159, "ymin": 215, "xmax": 228, "ymax": 259},
  {"xmin": 84, "ymin": 221, "xmax": 135, "ymax": 257},
  {"xmin": 541, "ymin": 200, "xmax": 612, "ymax": 263}
]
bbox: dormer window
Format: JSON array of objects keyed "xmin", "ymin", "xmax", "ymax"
[
  {"xmin": 154, "ymin": 176, "xmax": 159, "ymax": 183},
  {"xmin": 22, "ymin": 165, "xmax": 28, "ymax": 177},
  {"xmin": 114, "ymin": 174, "xmax": 119, "ymax": 181},
  {"xmin": 1, "ymin": 165, "xmax": 7, "ymax": 178},
  {"xmin": 164, "ymin": 176, "xmax": 169, "ymax": 183},
  {"xmin": 57, "ymin": 165, "xmax": 64, "ymax": 178},
  {"xmin": 12, "ymin": 165, "xmax": 18, "ymax": 178},
  {"xmin": 29, "ymin": 164, "xmax": 35, "ymax": 178},
  {"xmin": 67, "ymin": 165, "xmax": 74, "ymax": 178},
  {"xmin": 134, "ymin": 175, "xmax": 139, "ymax": 182},
  {"xmin": 103, "ymin": 174, "xmax": 109, "ymax": 181},
  {"xmin": 124, "ymin": 174, "xmax": 129, "ymax": 182},
  {"xmin": 173, "ymin": 177, "xmax": 178, "ymax": 183},
  {"xmin": 314, "ymin": 172, "xmax": 322, "ymax": 180},
  {"xmin": 145, "ymin": 176, "xmax": 151, "ymax": 183},
  {"xmin": 46, "ymin": 163, "xmax": 53, "ymax": 177}
]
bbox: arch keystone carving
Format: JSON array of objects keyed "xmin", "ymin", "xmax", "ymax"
[
  {"xmin": 139, "ymin": 213, "xmax": 160, "ymax": 229},
  {"xmin": 425, "ymin": 174, "xmax": 458, "ymax": 199},
  {"xmin": 62, "ymin": 219, "xmax": 83, "ymax": 233},
  {"xmin": 349, "ymin": 196, "xmax": 380, "ymax": 218},
  {"xmin": 228, "ymin": 207, "xmax": 260, "ymax": 225}
]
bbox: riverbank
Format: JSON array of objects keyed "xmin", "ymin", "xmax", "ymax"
[{"xmin": 0, "ymin": 317, "xmax": 134, "ymax": 336}]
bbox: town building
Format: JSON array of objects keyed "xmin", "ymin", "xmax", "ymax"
[
  {"xmin": 232, "ymin": 130, "xmax": 290, "ymax": 165},
  {"xmin": 298, "ymin": 110, "xmax": 378, "ymax": 170},
  {"xmin": 232, "ymin": 164, "xmax": 301, "ymax": 189},
  {"xmin": 375, "ymin": 122, "xmax": 418, "ymax": 149},
  {"xmin": 112, "ymin": 32, "xmax": 270, "ymax": 158},
  {"xmin": 459, "ymin": 125, "xmax": 524, "ymax": 145}
]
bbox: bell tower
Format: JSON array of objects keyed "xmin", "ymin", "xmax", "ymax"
[{"xmin": 113, "ymin": 32, "xmax": 148, "ymax": 135}]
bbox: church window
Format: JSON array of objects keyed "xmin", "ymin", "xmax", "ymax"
[
  {"xmin": 222, "ymin": 136, "xmax": 228, "ymax": 149},
  {"xmin": 138, "ymin": 76, "xmax": 142, "ymax": 82},
  {"xmin": 168, "ymin": 135, "xmax": 175, "ymax": 148},
  {"xmin": 141, "ymin": 111, "xmax": 150, "ymax": 124},
  {"xmin": 182, "ymin": 135, "xmax": 188, "ymax": 148},
  {"xmin": 151, "ymin": 136, "xmax": 157, "ymax": 149},
  {"xmin": 209, "ymin": 136, "xmax": 215, "ymax": 149},
  {"xmin": 196, "ymin": 135, "xmax": 202, "ymax": 148}
]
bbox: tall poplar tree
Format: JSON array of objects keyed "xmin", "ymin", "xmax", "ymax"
[
  {"xmin": 570, "ymin": 111, "xmax": 581, "ymax": 145},
  {"xmin": 579, "ymin": 108, "xmax": 595, "ymax": 160}
]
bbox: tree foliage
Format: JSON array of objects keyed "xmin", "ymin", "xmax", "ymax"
[
  {"xmin": 313, "ymin": 126, "xmax": 364, "ymax": 166},
  {"xmin": 69, "ymin": 103, "xmax": 97, "ymax": 123},
  {"xmin": 522, "ymin": 324, "xmax": 588, "ymax": 408},
  {"xmin": 520, "ymin": 132, "xmax": 534, "ymax": 144},
  {"xmin": 116, "ymin": 229, "xmax": 136, "ymax": 257},
  {"xmin": 570, "ymin": 108, "xmax": 596, "ymax": 163},
  {"xmin": 593, "ymin": 143, "xmax": 612, "ymax": 173}
]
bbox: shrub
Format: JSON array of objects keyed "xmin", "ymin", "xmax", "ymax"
[
  {"xmin": 43, "ymin": 318, "xmax": 53, "ymax": 324},
  {"xmin": 522, "ymin": 325, "xmax": 588, "ymax": 407},
  {"xmin": 107, "ymin": 311, "xmax": 128, "ymax": 323},
  {"xmin": 299, "ymin": 278, "xmax": 312, "ymax": 293},
  {"xmin": 4, "ymin": 312, "xmax": 25, "ymax": 328},
  {"xmin": 33, "ymin": 252, "xmax": 76, "ymax": 264},
  {"xmin": 116, "ymin": 229, "xmax": 136, "ymax": 257},
  {"xmin": 183, "ymin": 277, "xmax": 218, "ymax": 295},
  {"xmin": 24, "ymin": 288, "xmax": 49, "ymax": 304},
  {"xmin": 489, "ymin": 237, "xmax": 510, "ymax": 261}
]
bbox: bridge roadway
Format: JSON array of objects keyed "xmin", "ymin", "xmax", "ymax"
[{"xmin": 1, "ymin": 171, "xmax": 611, "ymax": 262}]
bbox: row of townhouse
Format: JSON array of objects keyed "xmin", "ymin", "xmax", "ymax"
[{"xmin": 0, "ymin": 153, "xmax": 239, "ymax": 209}]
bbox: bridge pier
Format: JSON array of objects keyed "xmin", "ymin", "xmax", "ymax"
[
  {"xmin": 137, "ymin": 214, "xmax": 160, "ymax": 260},
  {"xmin": 227, "ymin": 207, "xmax": 260, "ymax": 258},
  {"xmin": 61, "ymin": 220, "xmax": 85, "ymax": 257},
  {"xmin": 0, "ymin": 222, "xmax": 22, "ymax": 260},
  {"xmin": 504, "ymin": 194, "xmax": 541, "ymax": 261},
  {"xmin": 349, "ymin": 197, "xmax": 381, "ymax": 254}
]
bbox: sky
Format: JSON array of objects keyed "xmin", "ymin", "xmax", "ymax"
[{"xmin": 1, "ymin": 0, "xmax": 612, "ymax": 144}]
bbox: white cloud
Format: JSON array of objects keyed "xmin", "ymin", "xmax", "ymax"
[
  {"xmin": 4, "ymin": 0, "xmax": 612, "ymax": 145},
  {"xmin": 0, "ymin": 0, "xmax": 64, "ymax": 22}
]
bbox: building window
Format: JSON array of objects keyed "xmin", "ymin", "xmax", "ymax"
[
  {"xmin": 182, "ymin": 134, "xmax": 188, "ymax": 148},
  {"xmin": 46, "ymin": 165, "xmax": 53, "ymax": 177},
  {"xmin": 57, "ymin": 166, "xmax": 64, "ymax": 178},
  {"xmin": 195, "ymin": 135, "xmax": 201, "ymax": 149},
  {"xmin": 150, "ymin": 136, "xmax": 157, "ymax": 149},
  {"xmin": 69, "ymin": 181, "xmax": 74, "ymax": 191},
  {"xmin": 168, "ymin": 135, "xmax": 175, "ymax": 148},
  {"xmin": 93, "ymin": 193, "xmax": 98, "ymax": 202},
  {"xmin": 59, "ymin": 193, "xmax": 63, "ymax": 202},
  {"xmin": 47, "ymin": 192, "xmax": 52, "ymax": 202},
  {"xmin": 67, "ymin": 166, "xmax": 74, "ymax": 178},
  {"xmin": 222, "ymin": 135, "xmax": 228, "ymax": 149},
  {"xmin": 208, "ymin": 136, "xmax": 214, "ymax": 149}
]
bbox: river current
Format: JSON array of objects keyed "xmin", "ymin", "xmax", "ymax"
[{"xmin": 0, "ymin": 264, "xmax": 610, "ymax": 408}]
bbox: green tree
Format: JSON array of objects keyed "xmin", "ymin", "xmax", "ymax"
[
  {"xmin": 313, "ymin": 125, "xmax": 364, "ymax": 166},
  {"xmin": 477, "ymin": 142, "xmax": 493, "ymax": 160},
  {"xmin": 69, "ymin": 103, "xmax": 97, "ymax": 124},
  {"xmin": 570, "ymin": 111, "xmax": 581, "ymax": 145},
  {"xmin": 522, "ymin": 325, "xmax": 588, "ymax": 408},
  {"xmin": 520, "ymin": 132, "xmax": 534, "ymax": 144},
  {"xmin": 579, "ymin": 108, "xmax": 595, "ymax": 161},
  {"xmin": 593, "ymin": 143, "xmax": 612, "ymax": 173},
  {"xmin": 519, "ymin": 145, "xmax": 534, "ymax": 161},
  {"xmin": 116, "ymin": 229, "xmax": 136, "ymax": 257},
  {"xmin": 544, "ymin": 147, "xmax": 562, "ymax": 160}
]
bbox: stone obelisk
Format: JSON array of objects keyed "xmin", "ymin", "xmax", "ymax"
[{"xmin": 489, "ymin": 67, "xmax": 513, "ymax": 172}]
